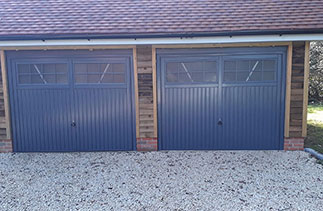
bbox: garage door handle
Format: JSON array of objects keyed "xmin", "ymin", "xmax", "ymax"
[
  {"xmin": 218, "ymin": 118, "xmax": 223, "ymax": 126},
  {"xmin": 71, "ymin": 121, "xmax": 76, "ymax": 127}
]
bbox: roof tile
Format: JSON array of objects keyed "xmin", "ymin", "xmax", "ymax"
[{"xmin": 0, "ymin": 0, "xmax": 322, "ymax": 39}]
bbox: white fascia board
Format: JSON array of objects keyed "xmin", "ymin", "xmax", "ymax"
[{"xmin": 0, "ymin": 34, "xmax": 322, "ymax": 47}]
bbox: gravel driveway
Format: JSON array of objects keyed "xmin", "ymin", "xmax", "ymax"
[{"xmin": 0, "ymin": 151, "xmax": 322, "ymax": 210}]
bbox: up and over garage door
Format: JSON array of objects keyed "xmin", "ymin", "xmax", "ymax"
[
  {"xmin": 157, "ymin": 47, "xmax": 286, "ymax": 150},
  {"xmin": 7, "ymin": 47, "xmax": 286, "ymax": 152},
  {"xmin": 7, "ymin": 50, "xmax": 135, "ymax": 152}
]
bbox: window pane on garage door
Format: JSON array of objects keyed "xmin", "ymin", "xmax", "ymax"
[
  {"xmin": 166, "ymin": 60, "xmax": 217, "ymax": 83},
  {"xmin": 17, "ymin": 63, "xmax": 68, "ymax": 85},
  {"xmin": 74, "ymin": 62, "xmax": 125, "ymax": 84},
  {"xmin": 223, "ymin": 58, "xmax": 276, "ymax": 82}
]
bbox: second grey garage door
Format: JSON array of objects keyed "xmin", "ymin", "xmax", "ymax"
[
  {"xmin": 7, "ymin": 50, "xmax": 135, "ymax": 152},
  {"xmin": 157, "ymin": 47, "xmax": 286, "ymax": 150}
]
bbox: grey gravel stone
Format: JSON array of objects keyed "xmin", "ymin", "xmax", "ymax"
[{"xmin": 0, "ymin": 151, "xmax": 322, "ymax": 210}]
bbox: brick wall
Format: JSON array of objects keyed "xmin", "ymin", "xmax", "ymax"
[
  {"xmin": 136, "ymin": 138, "xmax": 157, "ymax": 151},
  {"xmin": 284, "ymin": 138, "xmax": 304, "ymax": 151},
  {"xmin": 0, "ymin": 139, "xmax": 12, "ymax": 153}
]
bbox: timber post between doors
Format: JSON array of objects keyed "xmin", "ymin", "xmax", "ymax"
[
  {"xmin": 0, "ymin": 50, "xmax": 13, "ymax": 152},
  {"xmin": 135, "ymin": 45, "xmax": 158, "ymax": 151}
]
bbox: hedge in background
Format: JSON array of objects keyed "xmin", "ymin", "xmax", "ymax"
[{"xmin": 309, "ymin": 42, "xmax": 323, "ymax": 102}]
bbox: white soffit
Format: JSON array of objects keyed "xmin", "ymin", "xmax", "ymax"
[{"xmin": 0, "ymin": 34, "xmax": 323, "ymax": 47}]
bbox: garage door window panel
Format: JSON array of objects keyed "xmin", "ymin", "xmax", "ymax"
[
  {"xmin": 17, "ymin": 63, "xmax": 68, "ymax": 85},
  {"xmin": 165, "ymin": 60, "xmax": 217, "ymax": 84},
  {"xmin": 74, "ymin": 62, "xmax": 125, "ymax": 84},
  {"xmin": 223, "ymin": 57, "xmax": 277, "ymax": 83}
]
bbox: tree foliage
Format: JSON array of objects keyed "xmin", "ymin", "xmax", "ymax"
[{"xmin": 309, "ymin": 42, "xmax": 323, "ymax": 102}]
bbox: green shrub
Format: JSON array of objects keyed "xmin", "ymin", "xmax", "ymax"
[{"xmin": 309, "ymin": 42, "xmax": 323, "ymax": 102}]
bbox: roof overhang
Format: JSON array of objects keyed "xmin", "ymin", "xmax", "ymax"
[{"xmin": 0, "ymin": 33, "xmax": 323, "ymax": 48}]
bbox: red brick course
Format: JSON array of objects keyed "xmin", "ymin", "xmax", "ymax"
[
  {"xmin": 284, "ymin": 138, "xmax": 304, "ymax": 151},
  {"xmin": 0, "ymin": 138, "xmax": 305, "ymax": 152},
  {"xmin": 137, "ymin": 138, "xmax": 158, "ymax": 151},
  {"xmin": 0, "ymin": 139, "xmax": 13, "ymax": 153}
]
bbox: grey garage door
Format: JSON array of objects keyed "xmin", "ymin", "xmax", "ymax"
[
  {"xmin": 7, "ymin": 50, "xmax": 135, "ymax": 152},
  {"xmin": 157, "ymin": 47, "xmax": 286, "ymax": 150}
]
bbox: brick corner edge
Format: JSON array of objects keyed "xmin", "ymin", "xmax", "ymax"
[
  {"xmin": 0, "ymin": 139, "xmax": 13, "ymax": 153},
  {"xmin": 284, "ymin": 137, "xmax": 304, "ymax": 151},
  {"xmin": 136, "ymin": 137, "xmax": 158, "ymax": 151}
]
